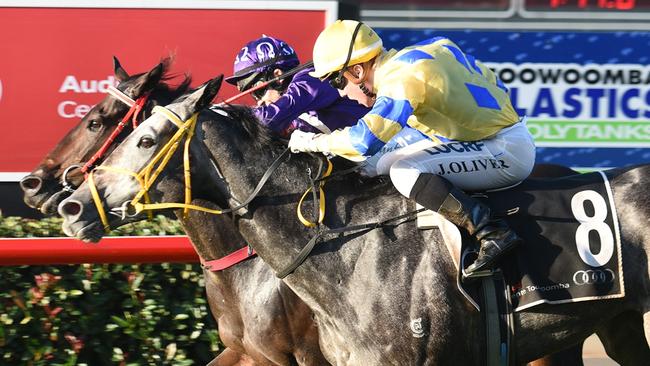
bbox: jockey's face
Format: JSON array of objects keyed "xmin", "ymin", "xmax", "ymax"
[{"xmin": 340, "ymin": 63, "xmax": 376, "ymax": 107}]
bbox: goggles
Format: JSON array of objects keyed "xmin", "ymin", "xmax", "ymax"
[
  {"xmin": 237, "ymin": 70, "xmax": 282, "ymax": 101},
  {"xmin": 250, "ymin": 80, "xmax": 270, "ymax": 101},
  {"xmin": 327, "ymin": 72, "xmax": 348, "ymax": 90}
]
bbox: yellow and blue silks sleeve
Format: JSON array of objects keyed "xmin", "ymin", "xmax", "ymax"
[
  {"xmin": 315, "ymin": 96, "xmax": 413, "ymax": 161},
  {"xmin": 315, "ymin": 58, "xmax": 425, "ymax": 161}
]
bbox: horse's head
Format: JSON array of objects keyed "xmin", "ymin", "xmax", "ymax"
[
  {"xmin": 58, "ymin": 76, "xmax": 223, "ymax": 242},
  {"xmin": 20, "ymin": 57, "xmax": 173, "ymax": 215}
]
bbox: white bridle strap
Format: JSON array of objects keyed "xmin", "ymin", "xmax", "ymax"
[
  {"xmin": 106, "ymin": 85, "xmax": 136, "ymax": 107},
  {"xmin": 298, "ymin": 113, "xmax": 332, "ymax": 134}
]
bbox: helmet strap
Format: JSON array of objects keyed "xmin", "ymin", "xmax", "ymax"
[
  {"xmin": 349, "ymin": 62, "xmax": 375, "ymax": 98},
  {"xmin": 358, "ymin": 83, "xmax": 375, "ymax": 98},
  {"xmin": 331, "ymin": 22, "xmax": 364, "ymax": 89}
]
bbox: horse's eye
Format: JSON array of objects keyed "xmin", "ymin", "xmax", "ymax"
[
  {"xmin": 87, "ymin": 119, "xmax": 102, "ymax": 132},
  {"xmin": 138, "ymin": 136, "xmax": 156, "ymax": 149}
]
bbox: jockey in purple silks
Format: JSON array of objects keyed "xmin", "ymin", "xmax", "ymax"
[{"xmin": 225, "ymin": 35, "xmax": 369, "ymax": 137}]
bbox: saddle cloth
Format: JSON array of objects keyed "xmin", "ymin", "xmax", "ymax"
[{"xmin": 418, "ymin": 170, "xmax": 625, "ymax": 311}]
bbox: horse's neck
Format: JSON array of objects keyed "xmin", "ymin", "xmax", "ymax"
[
  {"xmin": 158, "ymin": 126, "xmax": 248, "ymax": 261},
  {"xmin": 198, "ymin": 125, "xmax": 476, "ymax": 357},
  {"xmin": 177, "ymin": 202, "xmax": 248, "ymax": 262},
  {"xmin": 218, "ymin": 145, "xmax": 400, "ymax": 275},
  {"xmin": 196, "ymin": 111, "xmax": 445, "ymax": 276}
]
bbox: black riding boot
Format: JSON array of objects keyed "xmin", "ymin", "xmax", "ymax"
[{"xmin": 409, "ymin": 174, "xmax": 521, "ymax": 276}]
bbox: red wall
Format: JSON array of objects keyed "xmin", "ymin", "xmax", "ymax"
[{"xmin": 0, "ymin": 7, "xmax": 327, "ymax": 173}]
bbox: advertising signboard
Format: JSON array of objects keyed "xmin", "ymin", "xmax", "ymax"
[
  {"xmin": 0, "ymin": 1, "xmax": 337, "ymax": 181},
  {"xmin": 372, "ymin": 29, "xmax": 650, "ymax": 170}
]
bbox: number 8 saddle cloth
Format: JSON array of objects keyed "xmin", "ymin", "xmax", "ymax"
[{"xmin": 419, "ymin": 170, "xmax": 625, "ymax": 311}]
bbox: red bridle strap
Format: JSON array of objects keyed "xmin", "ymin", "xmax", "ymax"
[
  {"xmin": 201, "ymin": 246, "xmax": 257, "ymax": 272},
  {"xmin": 80, "ymin": 93, "xmax": 148, "ymax": 174}
]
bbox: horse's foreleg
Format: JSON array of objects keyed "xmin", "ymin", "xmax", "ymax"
[{"xmin": 596, "ymin": 311, "xmax": 650, "ymax": 366}]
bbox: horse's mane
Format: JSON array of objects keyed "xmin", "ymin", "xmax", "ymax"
[
  {"xmin": 151, "ymin": 73, "xmax": 192, "ymax": 100},
  {"xmin": 213, "ymin": 103, "xmax": 286, "ymax": 152},
  {"xmin": 153, "ymin": 57, "xmax": 192, "ymax": 99},
  {"xmin": 204, "ymin": 102, "xmax": 392, "ymax": 186}
]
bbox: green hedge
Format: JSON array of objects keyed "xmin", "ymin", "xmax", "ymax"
[{"xmin": 0, "ymin": 215, "xmax": 221, "ymax": 365}]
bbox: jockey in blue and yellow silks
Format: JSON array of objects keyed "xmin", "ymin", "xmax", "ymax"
[{"xmin": 289, "ymin": 20, "xmax": 536, "ymax": 277}]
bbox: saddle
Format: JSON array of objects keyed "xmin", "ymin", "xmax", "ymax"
[
  {"xmin": 418, "ymin": 170, "xmax": 625, "ymax": 311},
  {"xmin": 416, "ymin": 171, "xmax": 627, "ymax": 366}
]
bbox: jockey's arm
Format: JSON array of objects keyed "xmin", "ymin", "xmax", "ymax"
[
  {"xmin": 310, "ymin": 72, "xmax": 422, "ymax": 161},
  {"xmin": 254, "ymin": 73, "xmax": 339, "ymax": 134},
  {"xmin": 310, "ymin": 97, "xmax": 410, "ymax": 160}
]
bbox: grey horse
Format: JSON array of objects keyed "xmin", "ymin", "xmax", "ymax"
[{"xmin": 59, "ymin": 78, "xmax": 649, "ymax": 365}]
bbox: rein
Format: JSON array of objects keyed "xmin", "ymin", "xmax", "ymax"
[
  {"xmin": 217, "ymin": 61, "xmax": 314, "ymax": 106},
  {"xmin": 88, "ymin": 104, "xmax": 330, "ymax": 229},
  {"xmin": 88, "ymin": 105, "xmax": 411, "ymax": 276},
  {"xmin": 85, "ymin": 105, "xmax": 294, "ymax": 271},
  {"xmin": 276, "ymin": 207, "xmax": 425, "ymax": 279}
]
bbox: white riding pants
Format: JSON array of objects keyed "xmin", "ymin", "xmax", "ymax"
[
  {"xmin": 384, "ymin": 119, "xmax": 536, "ymax": 197},
  {"xmin": 361, "ymin": 127, "xmax": 429, "ymax": 177}
]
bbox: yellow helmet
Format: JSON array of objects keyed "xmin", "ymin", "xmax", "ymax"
[{"xmin": 310, "ymin": 20, "xmax": 383, "ymax": 79}]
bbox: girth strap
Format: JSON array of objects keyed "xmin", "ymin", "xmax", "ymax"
[
  {"xmin": 480, "ymin": 270, "xmax": 512, "ymax": 366},
  {"xmin": 276, "ymin": 208, "xmax": 425, "ymax": 279}
]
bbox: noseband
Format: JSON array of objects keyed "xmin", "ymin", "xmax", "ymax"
[{"xmin": 61, "ymin": 163, "xmax": 83, "ymax": 193}]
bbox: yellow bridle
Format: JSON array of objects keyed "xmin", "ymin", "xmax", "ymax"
[{"xmin": 87, "ymin": 105, "xmax": 330, "ymax": 232}]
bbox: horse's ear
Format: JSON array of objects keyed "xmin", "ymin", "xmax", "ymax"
[
  {"xmin": 192, "ymin": 75, "xmax": 223, "ymax": 112},
  {"xmin": 113, "ymin": 56, "xmax": 129, "ymax": 82},
  {"xmin": 129, "ymin": 62, "xmax": 165, "ymax": 97}
]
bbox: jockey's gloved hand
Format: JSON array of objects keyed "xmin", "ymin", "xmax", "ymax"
[{"xmin": 288, "ymin": 130, "xmax": 328, "ymax": 153}]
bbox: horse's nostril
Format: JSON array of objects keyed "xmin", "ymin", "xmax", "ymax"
[
  {"xmin": 20, "ymin": 176, "xmax": 42, "ymax": 192},
  {"xmin": 61, "ymin": 201, "xmax": 82, "ymax": 216}
]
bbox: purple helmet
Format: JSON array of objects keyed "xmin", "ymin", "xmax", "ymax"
[{"xmin": 225, "ymin": 35, "xmax": 300, "ymax": 87}]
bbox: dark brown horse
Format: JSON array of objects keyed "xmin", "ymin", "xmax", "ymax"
[
  {"xmin": 20, "ymin": 57, "xmax": 190, "ymax": 215},
  {"xmin": 183, "ymin": 200, "xmax": 327, "ymax": 366},
  {"xmin": 59, "ymin": 79, "xmax": 649, "ymax": 364}
]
